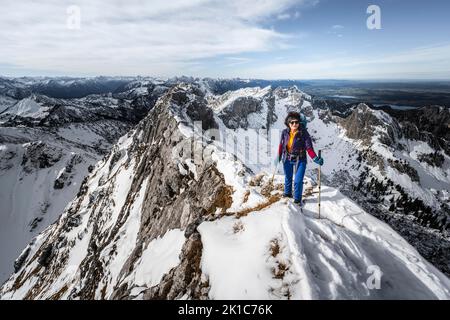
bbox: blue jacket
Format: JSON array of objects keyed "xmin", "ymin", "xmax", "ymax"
[{"xmin": 278, "ymin": 127, "xmax": 316, "ymax": 161}]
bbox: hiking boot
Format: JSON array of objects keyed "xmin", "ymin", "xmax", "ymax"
[
  {"xmin": 294, "ymin": 199, "xmax": 304, "ymax": 207},
  {"xmin": 282, "ymin": 193, "xmax": 292, "ymax": 198}
]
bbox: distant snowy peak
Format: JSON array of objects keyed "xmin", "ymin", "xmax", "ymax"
[
  {"xmin": 210, "ymin": 85, "xmax": 310, "ymax": 111},
  {"xmin": 339, "ymin": 103, "xmax": 401, "ymax": 147},
  {"xmin": 273, "ymin": 85, "xmax": 312, "ymax": 102},
  {"xmin": 2, "ymin": 96, "xmax": 51, "ymax": 119},
  {"xmin": 0, "ymin": 76, "xmax": 166, "ymax": 99},
  {"xmin": 0, "ymin": 96, "xmax": 18, "ymax": 115},
  {"xmin": 0, "ymin": 77, "xmax": 31, "ymax": 99},
  {"xmin": 206, "ymin": 85, "xmax": 312, "ymax": 130},
  {"xmin": 208, "ymin": 86, "xmax": 272, "ymax": 112},
  {"xmin": 0, "ymin": 83, "xmax": 170, "ymax": 127}
]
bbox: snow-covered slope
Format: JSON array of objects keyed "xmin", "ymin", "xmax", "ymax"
[
  {"xmin": 200, "ymin": 179, "xmax": 450, "ymax": 299},
  {"xmin": 305, "ymin": 103, "xmax": 450, "ymax": 277},
  {"xmin": 0, "ymin": 95, "xmax": 17, "ymax": 114},
  {"xmin": 2, "ymin": 83, "xmax": 449, "ymax": 300},
  {"xmin": 333, "ymin": 104, "xmax": 450, "ymax": 215},
  {"xmin": 2, "ymin": 96, "xmax": 50, "ymax": 118}
]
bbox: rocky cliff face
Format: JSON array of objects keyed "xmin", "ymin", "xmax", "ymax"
[
  {"xmin": 334, "ymin": 103, "xmax": 449, "ymax": 228},
  {"xmin": 390, "ymin": 106, "xmax": 450, "ymax": 156},
  {"xmin": 338, "ymin": 103, "xmax": 402, "ymax": 148},
  {"xmin": 0, "ymin": 83, "xmax": 233, "ymax": 299}
]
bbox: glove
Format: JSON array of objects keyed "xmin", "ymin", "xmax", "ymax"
[{"xmin": 313, "ymin": 156, "xmax": 324, "ymax": 166}]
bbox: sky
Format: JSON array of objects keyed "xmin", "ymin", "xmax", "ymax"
[{"xmin": 0, "ymin": 0, "xmax": 449, "ymax": 79}]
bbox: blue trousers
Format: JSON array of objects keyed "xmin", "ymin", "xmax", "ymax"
[{"xmin": 283, "ymin": 159, "xmax": 307, "ymax": 201}]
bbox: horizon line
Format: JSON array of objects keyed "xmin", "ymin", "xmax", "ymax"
[{"xmin": 1, "ymin": 75, "xmax": 450, "ymax": 83}]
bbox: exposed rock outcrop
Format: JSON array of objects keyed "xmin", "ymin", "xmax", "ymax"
[
  {"xmin": 418, "ymin": 152, "xmax": 445, "ymax": 167},
  {"xmin": 387, "ymin": 158, "xmax": 420, "ymax": 183},
  {"xmin": 218, "ymin": 96, "xmax": 262, "ymax": 129},
  {"xmin": 385, "ymin": 106, "xmax": 450, "ymax": 156},
  {"xmin": 338, "ymin": 103, "xmax": 401, "ymax": 148},
  {"xmin": 0, "ymin": 83, "xmax": 231, "ymax": 300}
]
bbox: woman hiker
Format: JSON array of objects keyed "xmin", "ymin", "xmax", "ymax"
[{"xmin": 276, "ymin": 111, "xmax": 324, "ymax": 206}]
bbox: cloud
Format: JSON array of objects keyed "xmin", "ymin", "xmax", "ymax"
[
  {"xmin": 224, "ymin": 56, "xmax": 253, "ymax": 67},
  {"xmin": 0, "ymin": 0, "xmax": 310, "ymax": 76},
  {"xmin": 277, "ymin": 13, "xmax": 292, "ymax": 20},
  {"xmin": 328, "ymin": 24, "xmax": 344, "ymax": 37},
  {"xmin": 233, "ymin": 43, "xmax": 450, "ymax": 79},
  {"xmin": 276, "ymin": 10, "xmax": 302, "ymax": 20}
]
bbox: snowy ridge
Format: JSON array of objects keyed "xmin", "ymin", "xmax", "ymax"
[{"xmin": 199, "ymin": 179, "xmax": 450, "ymax": 299}]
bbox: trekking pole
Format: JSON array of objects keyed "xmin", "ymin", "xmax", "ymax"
[{"xmin": 318, "ymin": 150, "xmax": 322, "ymax": 219}]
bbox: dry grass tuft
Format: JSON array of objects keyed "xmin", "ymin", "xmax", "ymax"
[
  {"xmin": 212, "ymin": 185, "xmax": 234, "ymax": 214},
  {"xmin": 242, "ymin": 190, "xmax": 250, "ymax": 204},
  {"xmin": 272, "ymin": 261, "xmax": 289, "ymax": 280},
  {"xmin": 269, "ymin": 238, "xmax": 281, "ymax": 257},
  {"xmin": 235, "ymin": 194, "xmax": 281, "ymax": 218}
]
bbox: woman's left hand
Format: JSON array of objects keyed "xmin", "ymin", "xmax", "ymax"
[{"xmin": 313, "ymin": 156, "xmax": 324, "ymax": 166}]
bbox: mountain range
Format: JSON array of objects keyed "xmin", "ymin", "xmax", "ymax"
[{"xmin": 0, "ymin": 77, "xmax": 449, "ymax": 299}]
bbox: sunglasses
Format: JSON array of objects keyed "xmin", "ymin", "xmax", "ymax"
[{"xmin": 289, "ymin": 121, "xmax": 299, "ymax": 125}]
